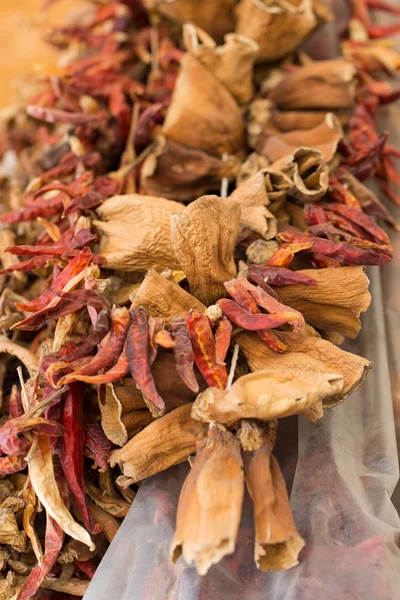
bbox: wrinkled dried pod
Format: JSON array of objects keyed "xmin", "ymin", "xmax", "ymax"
[
  {"xmin": 131, "ymin": 270, "xmax": 206, "ymax": 321},
  {"xmin": 144, "ymin": 0, "xmax": 236, "ymax": 43},
  {"xmin": 192, "ymin": 368, "xmax": 343, "ymax": 424},
  {"xmin": 171, "ymin": 196, "xmax": 240, "ymax": 305},
  {"xmin": 237, "ymin": 331, "xmax": 373, "ymax": 410},
  {"xmin": 184, "ymin": 24, "xmax": 258, "ymax": 105},
  {"xmin": 275, "ymin": 266, "xmax": 371, "ymax": 338},
  {"xmin": 95, "ymin": 194, "xmax": 184, "ymax": 271},
  {"xmin": 110, "ymin": 404, "xmax": 207, "ymax": 486},
  {"xmin": 269, "ymin": 148, "xmax": 329, "ymax": 204},
  {"xmin": 270, "ymin": 107, "xmax": 350, "ymax": 132},
  {"xmin": 235, "ymin": 0, "xmax": 316, "ymax": 62},
  {"xmin": 163, "ymin": 54, "xmax": 245, "ymax": 156},
  {"xmin": 269, "ymin": 59, "xmax": 356, "ymax": 112},
  {"xmin": 170, "ymin": 426, "xmax": 244, "ymax": 575},
  {"xmin": 260, "ymin": 113, "xmax": 343, "ymax": 164},
  {"xmin": 141, "ymin": 137, "xmax": 240, "ymax": 201},
  {"xmin": 245, "ymin": 438, "xmax": 305, "ymax": 571}
]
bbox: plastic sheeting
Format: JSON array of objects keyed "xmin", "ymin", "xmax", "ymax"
[{"xmin": 85, "ymin": 6, "xmax": 400, "ymax": 600}]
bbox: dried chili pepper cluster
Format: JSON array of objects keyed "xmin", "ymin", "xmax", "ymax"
[{"xmin": 0, "ymin": 0, "xmax": 398, "ymax": 595}]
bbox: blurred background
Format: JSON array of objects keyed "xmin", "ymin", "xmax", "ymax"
[{"xmin": 0, "ymin": 0, "xmax": 87, "ymax": 107}]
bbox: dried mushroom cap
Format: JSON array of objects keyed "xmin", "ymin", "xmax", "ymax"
[
  {"xmin": 245, "ymin": 438, "xmax": 305, "ymax": 571},
  {"xmin": 260, "ymin": 113, "xmax": 343, "ymax": 164},
  {"xmin": 131, "ymin": 270, "xmax": 206, "ymax": 321},
  {"xmin": 269, "ymin": 59, "xmax": 356, "ymax": 111},
  {"xmin": 171, "ymin": 195, "xmax": 240, "ymax": 305},
  {"xmin": 143, "ymin": 0, "xmax": 236, "ymax": 43},
  {"xmin": 170, "ymin": 426, "xmax": 244, "ymax": 575},
  {"xmin": 183, "ymin": 24, "xmax": 259, "ymax": 105},
  {"xmin": 235, "ymin": 0, "xmax": 316, "ymax": 62},
  {"xmin": 110, "ymin": 403, "xmax": 208, "ymax": 486},
  {"xmin": 163, "ymin": 53, "xmax": 245, "ymax": 157},
  {"xmin": 95, "ymin": 194, "xmax": 184, "ymax": 271},
  {"xmin": 237, "ymin": 331, "xmax": 372, "ymax": 410},
  {"xmin": 141, "ymin": 136, "xmax": 240, "ymax": 202},
  {"xmin": 191, "ymin": 368, "xmax": 343, "ymax": 424},
  {"xmin": 276, "ymin": 266, "xmax": 371, "ymax": 338}
]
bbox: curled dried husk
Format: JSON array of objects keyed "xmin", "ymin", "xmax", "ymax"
[
  {"xmin": 110, "ymin": 404, "xmax": 208, "ymax": 486},
  {"xmin": 237, "ymin": 330, "xmax": 373, "ymax": 412},
  {"xmin": 245, "ymin": 438, "xmax": 305, "ymax": 571},
  {"xmin": 270, "ymin": 107, "xmax": 351, "ymax": 132},
  {"xmin": 0, "ymin": 336, "xmax": 39, "ymax": 376},
  {"xmin": 141, "ymin": 136, "xmax": 240, "ymax": 201},
  {"xmin": 131, "ymin": 270, "xmax": 206, "ymax": 321},
  {"xmin": 260, "ymin": 113, "xmax": 343, "ymax": 164},
  {"xmin": 171, "ymin": 196, "xmax": 240, "ymax": 305},
  {"xmin": 163, "ymin": 53, "xmax": 245, "ymax": 156},
  {"xmin": 183, "ymin": 24, "xmax": 258, "ymax": 105},
  {"xmin": 275, "ymin": 266, "xmax": 371, "ymax": 338},
  {"xmin": 235, "ymin": 0, "xmax": 317, "ymax": 62},
  {"xmin": 271, "ymin": 148, "xmax": 329, "ymax": 204},
  {"xmin": 170, "ymin": 426, "xmax": 244, "ymax": 575},
  {"xmin": 269, "ymin": 59, "xmax": 356, "ymax": 111},
  {"xmin": 192, "ymin": 368, "xmax": 343, "ymax": 424},
  {"xmin": 0, "ymin": 497, "xmax": 27, "ymax": 552},
  {"xmin": 94, "ymin": 194, "xmax": 183, "ymax": 271},
  {"xmin": 144, "ymin": 0, "xmax": 236, "ymax": 43}
]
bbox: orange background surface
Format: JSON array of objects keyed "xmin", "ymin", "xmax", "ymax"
[{"xmin": 0, "ymin": 0, "xmax": 86, "ymax": 107}]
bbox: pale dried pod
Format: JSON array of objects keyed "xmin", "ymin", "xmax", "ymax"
[
  {"xmin": 245, "ymin": 438, "xmax": 305, "ymax": 571},
  {"xmin": 131, "ymin": 270, "xmax": 206, "ymax": 321},
  {"xmin": 235, "ymin": 0, "xmax": 317, "ymax": 62},
  {"xmin": 270, "ymin": 107, "xmax": 351, "ymax": 132},
  {"xmin": 236, "ymin": 420, "xmax": 265, "ymax": 452},
  {"xmin": 260, "ymin": 113, "xmax": 343, "ymax": 165},
  {"xmin": 141, "ymin": 136, "xmax": 240, "ymax": 202},
  {"xmin": 191, "ymin": 368, "xmax": 343, "ymax": 424},
  {"xmin": 143, "ymin": 0, "xmax": 236, "ymax": 43},
  {"xmin": 110, "ymin": 404, "xmax": 208, "ymax": 486},
  {"xmin": 170, "ymin": 425, "xmax": 244, "ymax": 575},
  {"xmin": 237, "ymin": 331, "xmax": 372, "ymax": 411},
  {"xmin": 275, "ymin": 266, "xmax": 371, "ymax": 338},
  {"xmin": 183, "ymin": 24, "xmax": 259, "ymax": 105},
  {"xmin": 94, "ymin": 194, "xmax": 184, "ymax": 271},
  {"xmin": 269, "ymin": 59, "xmax": 356, "ymax": 111},
  {"xmin": 247, "ymin": 99, "xmax": 273, "ymax": 148},
  {"xmin": 236, "ymin": 152, "xmax": 270, "ymax": 185},
  {"xmin": 171, "ymin": 195, "xmax": 240, "ymax": 305},
  {"xmin": 163, "ymin": 53, "xmax": 245, "ymax": 156}
]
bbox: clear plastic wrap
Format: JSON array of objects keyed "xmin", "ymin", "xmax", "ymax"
[{"xmin": 85, "ymin": 6, "xmax": 400, "ymax": 600}]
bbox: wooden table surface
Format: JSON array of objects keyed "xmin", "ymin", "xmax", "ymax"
[{"xmin": 0, "ymin": 0, "xmax": 85, "ymax": 107}]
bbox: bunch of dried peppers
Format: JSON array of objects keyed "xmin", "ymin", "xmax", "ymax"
[{"xmin": 0, "ymin": 0, "xmax": 399, "ymax": 596}]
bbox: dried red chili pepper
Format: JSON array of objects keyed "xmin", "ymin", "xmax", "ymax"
[
  {"xmin": 0, "ymin": 416, "xmax": 64, "ymax": 457},
  {"xmin": 217, "ymin": 298, "xmax": 302, "ymax": 331},
  {"xmin": 248, "ymin": 265, "xmax": 318, "ymax": 319},
  {"xmin": 64, "ymin": 310, "xmax": 110, "ymax": 362},
  {"xmin": 155, "ymin": 329, "xmax": 176, "ymax": 348},
  {"xmin": 170, "ymin": 316, "xmax": 199, "ymax": 393},
  {"xmin": 214, "ymin": 317, "xmax": 232, "ymax": 366},
  {"xmin": 1, "ymin": 196, "xmax": 65, "ymax": 224},
  {"xmin": 303, "ymin": 204, "xmax": 328, "ymax": 226},
  {"xmin": 60, "ymin": 307, "xmax": 131, "ymax": 386},
  {"xmin": 76, "ymin": 559, "xmax": 98, "ymax": 579},
  {"xmin": 322, "ymin": 203, "xmax": 390, "ymax": 245},
  {"xmin": 9, "ymin": 385, "xmax": 23, "ymax": 418},
  {"xmin": 0, "ymin": 254, "xmax": 54, "ymax": 275},
  {"xmin": 328, "ymin": 177, "xmax": 362, "ymax": 210},
  {"xmin": 0, "ymin": 455, "xmax": 26, "ymax": 475},
  {"xmin": 267, "ymin": 242, "xmax": 313, "ymax": 267},
  {"xmin": 27, "ymin": 105, "xmax": 107, "ymax": 124},
  {"xmin": 67, "ymin": 347, "xmax": 130, "ymax": 386},
  {"xmin": 6, "ymin": 229, "xmax": 95, "ymax": 257},
  {"xmin": 83, "ymin": 412, "xmax": 112, "ymax": 472},
  {"xmin": 126, "ymin": 308, "xmax": 166, "ymax": 417},
  {"xmin": 308, "ymin": 222, "xmax": 389, "ymax": 250},
  {"xmin": 63, "ymin": 191, "xmax": 104, "ymax": 216},
  {"xmin": 366, "ymin": 0, "xmax": 400, "ymax": 14},
  {"xmin": 312, "ymin": 253, "xmax": 341, "ymax": 269},
  {"xmin": 323, "ymin": 209, "xmax": 368, "ymax": 239},
  {"xmin": 185, "ymin": 311, "xmax": 228, "ymax": 390},
  {"xmin": 60, "ymin": 383, "xmax": 100, "ymax": 534}
]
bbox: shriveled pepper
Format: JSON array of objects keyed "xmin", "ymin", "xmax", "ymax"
[
  {"xmin": 217, "ymin": 298, "xmax": 302, "ymax": 331},
  {"xmin": 247, "ymin": 264, "xmax": 318, "ymax": 287},
  {"xmin": 60, "ymin": 383, "xmax": 100, "ymax": 534},
  {"xmin": 170, "ymin": 316, "xmax": 199, "ymax": 393},
  {"xmin": 214, "ymin": 317, "xmax": 232, "ymax": 366},
  {"xmin": 185, "ymin": 311, "xmax": 228, "ymax": 390}
]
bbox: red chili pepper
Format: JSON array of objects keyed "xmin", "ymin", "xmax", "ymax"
[
  {"xmin": 126, "ymin": 308, "xmax": 166, "ymax": 417},
  {"xmin": 323, "ymin": 209, "xmax": 368, "ymax": 239},
  {"xmin": 214, "ymin": 317, "xmax": 232, "ymax": 366},
  {"xmin": 322, "ymin": 203, "xmax": 390, "ymax": 245},
  {"xmin": 76, "ymin": 559, "xmax": 98, "ymax": 579},
  {"xmin": 83, "ymin": 412, "xmax": 111, "ymax": 472},
  {"xmin": 0, "ymin": 254, "xmax": 54, "ymax": 275},
  {"xmin": 367, "ymin": 23, "xmax": 400, "ymax": 38},
  {"xmin": 6, "ymin": 228, "xmax": 96, "ymax": 257},
  {"xmin": 63, "ymin": 190, "xmax": 104, "ymax": 216},
  {"xmin": 9, "ymin": 385, "xmax": 23, "ymax": 418},
  {"xmin": 0, "ymin": 416, "xmax": 64, "ymax": 457},
  {"xmin": 66, "ymin": 347, "xmax": 130, "ymax": 385},
  {"xmin": 185, "ymin": 311, "xmax": 228, "ymax": 390},
  {"xmin": 60, "ymin": 383, "xmax": 100, "ymax": 534},
  {"xmin": 247, "ymin": 264, "xmax": 318, "ymax": 286},
  {"xmin": 217, "ymin": 298, "xmax": 303, "ymax": 331},
  {"xmin": 170, "ymin": 316, "xmax": 199, "ymax": 392},
  {"xmin": 312, "ymin": 253, "xmax": 341, "ymax": 269},
  {"xmin": 1, "ymin": 197, "xmax": 64, "ymax": 224},
  {"xmin": 268, "ymin": 242, "xmax": 313, "ymax": 267},
  {"xmin": 307, "ymin": 223, "xmax": 387, "ymax": 250},
  {"xmin": 60, "ymin": 307, "xmax": 131, "ymax": 386},
  {"xmin": 64, "ymin": 309, "xmax": 110, "ymax": 362},
  {"xmin": 304, "ymin": 204, "xmax": 328, "ymax": 226},
  {"xmin": 366, "ymin": 0, "xmax": 400, "ymax": 14},
  {"xmin": 328, "ymin": 177, "xmax": 362, "ymax": 210}
]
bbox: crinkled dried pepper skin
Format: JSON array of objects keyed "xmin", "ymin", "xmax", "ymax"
[
  {"xmin": 83, "ymin": 412, "xmax": 111, "ymax": 472},
  {"xmin": 247, "ymin": 265, "xmax": 318, "ymax": 287},
  {"xmin": 170, "ymin": 316, "xmax": 199, "ymax": 393},
  {"xmin": 217, "ymin": 298, "xmax": 301, "ymax": 331},
  {"xmin": 214, "ymin": 317, "xmax": 232, "ymax": 366},
  {"xmin": 185, "ymin": 311, "xmax": 228, "ymax": 390},
  {"xmin": 126, "ymin": 308, "xmax": 166, "ymax": 418},
  {"xmin": 60, "ymin": 383, "xmax": 100, "ymax": 534}
]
